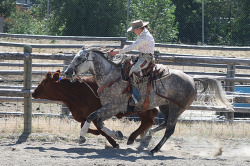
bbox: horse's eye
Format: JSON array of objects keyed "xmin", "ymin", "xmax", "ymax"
[{"xmin": 77, "ymin": 57, "xmax": 82, "ymax": 61}]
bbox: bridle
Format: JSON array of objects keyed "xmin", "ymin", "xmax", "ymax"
[
  {"xmin": 74, "ymin": 51, "xmax": 114, "ymax": 77},
  {"xmin": 74, "ymin": 53, "xmax": 91, "ymax": 69}
]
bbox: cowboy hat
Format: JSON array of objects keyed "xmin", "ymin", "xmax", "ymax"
[{"xmin": 127, "ymin": 20, "xmax": 149, "ymax": 32}]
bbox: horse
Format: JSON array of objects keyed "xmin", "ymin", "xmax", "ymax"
[
  {"xmin": 64, "ymin": 47, "xmax": 233, "ymax": 155},
  {"xmin": 32, "ymin": 70, "xmax": 158, "ymax": 148}
]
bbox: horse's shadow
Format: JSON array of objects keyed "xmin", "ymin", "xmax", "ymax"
[{"xmin": 24, "ymin": 144, "xmax": 182, "ymax": 161}]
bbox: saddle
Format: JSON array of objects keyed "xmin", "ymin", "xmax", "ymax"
[
  {"xmin": 121, "ymin": 59, "xmax": 170, "ymax": 112},
  {"xmin": 121, "ymin": 59, "xmax": 169, "ymax": 83}
]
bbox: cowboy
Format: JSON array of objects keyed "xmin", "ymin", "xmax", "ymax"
[{"xmin": 109, "ymin": 19, "xmax": 155, "ymax": 105}]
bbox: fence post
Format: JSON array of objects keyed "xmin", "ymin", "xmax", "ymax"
[
  {"xmin": 225, "ymin": 64, "xmax": 235, "ymax": 120},
  {"xmin": 154, "ymin": 50, "xmax": 160, "ymax": 64},
  {"xmin": 0, "ymin": 17, "xmax": 3, "ymax": 33},
  {"xmin": 120, "ymin": 38, "xmax": 126, "ymax": 48},
  {"xmin": 23, "ymin": 45, "xmax": 32, "ymax": 134}
]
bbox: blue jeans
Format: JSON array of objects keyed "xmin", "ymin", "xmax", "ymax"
[{"xmin": 132, "ymin": 85, "xmax": 140, "ymax": 99}]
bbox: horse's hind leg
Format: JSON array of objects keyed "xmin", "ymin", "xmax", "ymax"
[
  {"xmin": 150, "ymin": 104, "xmax": 182, "ymax": 155},
  {"xmin": 150, "ymin": 124, "xmax": 176, "ymax": 155},
  {"xmin": 138, "ymin": 122, "xmax": 166, "ymax": 150},
  {"xmin": 137, "ymin": 105, "xmax": 170, "ymax": 149}
]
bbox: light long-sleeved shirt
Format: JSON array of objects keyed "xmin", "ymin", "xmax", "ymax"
[{"xmin": 119, "ymin": 28, "xmax": 155, "ymax": 54}]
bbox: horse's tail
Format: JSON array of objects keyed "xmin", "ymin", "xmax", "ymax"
[{"xmin": 194, "ymin": 77, "xmax": 234, "ymax": 111}]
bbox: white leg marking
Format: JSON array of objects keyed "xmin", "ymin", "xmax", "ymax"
[
  {"xmin": 80, "ymin": 122, "xmax": 90, "ymax": 137},
  {"xmin": 101, "ymin": 126, "xmax": 116, "ymax": 137}
]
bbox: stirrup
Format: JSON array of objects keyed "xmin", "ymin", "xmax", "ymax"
[
  {"xmin": 128, "ymin": 94, "xmax": 138, "ymax": 106},
  {"xmin": 131, "ymin": 94, "xmax": 138, "ymax": 105}
]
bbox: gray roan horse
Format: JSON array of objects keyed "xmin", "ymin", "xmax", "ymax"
[{"xmin": 65, "ymin": 47, "xmax": 233, "ymax": 155}]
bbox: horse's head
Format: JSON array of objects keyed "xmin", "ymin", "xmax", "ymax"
[
  {"xmin": 32, "ymin": 70, "xmax": 61, "ymax": 100},
  {"xmin": 64, "ymin": 48, "xmax": 94, "ymax": 80}
]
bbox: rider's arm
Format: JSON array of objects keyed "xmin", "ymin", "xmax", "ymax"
[
  {"xmin": 109, "ymin": 38, "xmax": 144, "ymax": 57},
  {"xmin": 118, "ymin": 37, "xmax": 146, "ymax": 54}
]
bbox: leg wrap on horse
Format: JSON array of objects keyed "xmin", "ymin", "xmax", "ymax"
[
  {"xmin": 101, "ymin": 127, "xmax": 124, "ymax": 139},
  {"xmin": 80, "ymin": 121, "xmax": 90, "ymax": 137},
  {"xmin": 101, "ymin": 127, "xmax": 117, "ymax": 138},
  {"xmin": 80, "ymin": 112, "xmax": 97, "ymax": 137}
]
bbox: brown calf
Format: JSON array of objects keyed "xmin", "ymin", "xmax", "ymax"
[{"xmin": 32, "ymin": 70, "xmax": 158, "ymax": 148}]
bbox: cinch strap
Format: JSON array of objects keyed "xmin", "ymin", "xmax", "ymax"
[
  {"xmin": 142, "ymin": 81, "xmax": 151, "ymax": 112},
  {"xmin": 97, "ymin": 77, "xmax": 121, "ymax": 95}
]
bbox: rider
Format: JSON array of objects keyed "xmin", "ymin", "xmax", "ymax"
[{"xmin": 109, "ymin": 19, "xmax": 155, "ymax": 105}]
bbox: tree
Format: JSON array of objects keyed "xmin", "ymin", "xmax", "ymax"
[
  {"xmin": 129, "ymin": 0, "xmax": 178, "ymax": 43},
  {"xmin": 205, "ymin": 0, "xmax": 249, "ymax": 45},
  {"xmin": 5, "ymin": 5, "xmax": 47, "ymax": 34},
  {"xmin": 35, "ymin": 0, "xmax": 127, "ymax": 36},
  {"xmin": 172, "ymin": 0, "xmax": 202, "ymax": 44},
  {"xmin": 0, "ymin": 0, "xmax": 16, "ymax": 17}
]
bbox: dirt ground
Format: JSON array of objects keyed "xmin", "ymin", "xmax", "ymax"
[{"xmin": 0, "ymin": 132, "xmax": 249, "ymax": 166}]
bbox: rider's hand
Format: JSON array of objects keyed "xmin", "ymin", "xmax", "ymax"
[{"xmin": 109, "ymin": 50, "xmax": 118, "ymax": 57}]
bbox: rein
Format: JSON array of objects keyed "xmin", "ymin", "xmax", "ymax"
[
  {"xmin": 152, "ymin": 77, "xmax": 185, "ymax": 109},
  {"xmin": 74, "ymin": 76, "xmax": 100, "ymax": 98},
  {"xmin": 73, "ymin": 51, "xmax": 118, "ymax": 97}
]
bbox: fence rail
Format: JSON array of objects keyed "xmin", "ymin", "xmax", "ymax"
[
  {"xmin": 1, "ymin": 50, "xmax": 250, "ymax": 111},
  {"xmin": 0, "ymin": 33, "xmax": 127, "ymax": 41},
  {"xmin": 1, "ymin": 33, "xmax": 250, "ymax": 50}
]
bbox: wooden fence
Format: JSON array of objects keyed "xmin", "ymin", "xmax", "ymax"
[{"xmin": 0, "ymin": 33, "xmax": 250, "ymax": 133}]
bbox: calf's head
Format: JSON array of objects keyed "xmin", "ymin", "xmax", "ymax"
[{"xmin": 32, "ymin": 70, "xmax": 61, "ymax": 100}]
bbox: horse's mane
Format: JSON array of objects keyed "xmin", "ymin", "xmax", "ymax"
[
  {"xmin": 86, "ymin": 47, "xmax": 121, "ymax": 67},
  {"xmin": 61, "ymin": 76, "xmax": 95, "ymax": 85}
]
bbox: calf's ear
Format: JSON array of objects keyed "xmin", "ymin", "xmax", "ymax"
[
  {"xmin": 46, "ymin": 72, "xmax": 52, "ymax": 78},
  {"xmin": 53, "ymin": 72, "xmax": 60, "ymax": 81}
]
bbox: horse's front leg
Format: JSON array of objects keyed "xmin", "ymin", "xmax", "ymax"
[
  {"xmin": 79, "ymin": 112, "xmax": 99, "ymax": 143},
  {"xmin": 97, "ymin": 117, "xmax": 124, "ymax": 140},
  {"xmin": 92, "ymin": 120, "xmax": 119, "ymax": 148},
  {"xmin": 80, "ymin": 122, "xmax": 100, "ymax": 135},
  {"xmin": 79, "ymin": 105, "xmax": 123, "ymax": 144}
]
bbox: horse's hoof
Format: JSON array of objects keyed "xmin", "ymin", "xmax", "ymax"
[
  {"xmin": 79, "ymin": 136, "xmax": 86, "ymax": 144},
  {"xmin": 137, "ymin": 142, "xmax": 149, "ymax": 150},
  {"xmin": 139, "ymin": 151, "xmax": 154, "ymax": 156},
  {"xmin": 138, "ymin": 136, "xmax": 151, "ymax": 149},
  {"xmin": 114, "ymin": 144, "xmax": 120, "ymax": 149},
  {"xmin": 149, "ymin": 150, "xmax": 155, "ymax": 156},
  {"xmin": 115, "ymin": 131, "xmax": 123, "ymax": 140},
  {"xmin": 142, "ymin": 135, "xmax": 152, "ymax": 143},
  {"xmin": 127, "ymin": 140, "xmax": 134, "ymax": 145}
]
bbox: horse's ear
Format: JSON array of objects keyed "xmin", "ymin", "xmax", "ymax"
[
  {"xmin": 53, "ymin": 72, "xmax": 60, "ymax": 81},
  {"xmin": 46, "ymin": 72, "xmax": 52, "ymax": 78}
]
